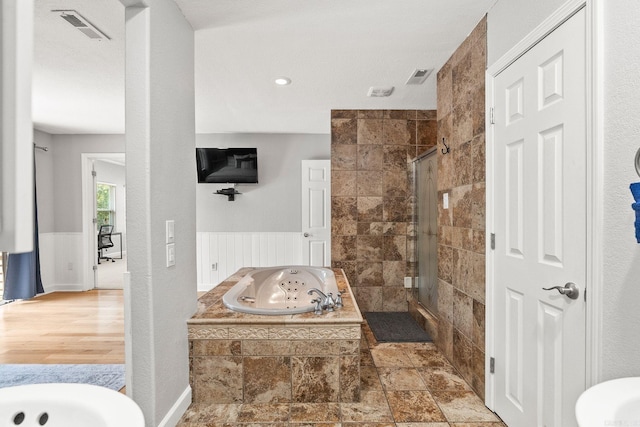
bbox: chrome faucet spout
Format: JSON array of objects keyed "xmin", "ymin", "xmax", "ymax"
[{"xmin": 307, "ymin": 288, "xmax": 327, "ymax": 300}]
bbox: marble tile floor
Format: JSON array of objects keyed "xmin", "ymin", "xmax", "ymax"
[{"xmin": 177, "ymin": 322, "xmax": 505, "ymax": 427}]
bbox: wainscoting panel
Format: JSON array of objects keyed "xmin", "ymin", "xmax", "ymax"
[
  {"xmin": 38, "ymin": 233, "xmax": 56, "ymax": 290},
  {"xmin": 197, "ymin": 232, "xmax": 304, "ymax": 291},
  {"xmin": 39, "ymin": 232, "xmax": 85, "ymax": 292}
]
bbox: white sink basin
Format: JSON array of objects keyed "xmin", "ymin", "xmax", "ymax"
[
  {"xmin": 576, "ymin": 377, "xmax": 640, "ymax": 427},
  {"xmin": 0, "ymin": 383, "xmax": 144, "ymax": 427}
]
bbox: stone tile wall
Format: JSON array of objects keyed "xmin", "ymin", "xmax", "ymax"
[
  {"xmin": 435, "ymin": 17, "xmax": 487, "ymax": 398},
  {"xmin": 330, "ymin": 110, "xmax": 437, "ymax": 312},
  {"xmin": 190, "ymin": 336, "xmax": 360, "ymax": 404}
]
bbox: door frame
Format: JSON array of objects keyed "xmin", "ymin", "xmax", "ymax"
[
  {"xmin": 485, "ymin": 0, "xmax": 604, "ymax": 409},
  {"xmin": 81, "ymin": 153, "xmax": 126, "ymax": 290}
]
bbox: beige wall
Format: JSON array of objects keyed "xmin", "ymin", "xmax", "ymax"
[
  {"xmin": 435, "ymin": 17, "xmax": 487, "ymax": 398},
  {"xmin": 330, "ymin": 109, "xmax": 437, "ymax": 312}
]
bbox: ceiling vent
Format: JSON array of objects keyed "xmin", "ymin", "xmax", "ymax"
[
  {"xmin": 405, "ymin": 68, "xmax": 433, "ymax": 85},
  {"xmin": 52, "ymin": 10, "xmax": 111, "ymax": 41},
  {"xmin": 367, "ymin": 87, "xmax": 394, "ymax": 97}
]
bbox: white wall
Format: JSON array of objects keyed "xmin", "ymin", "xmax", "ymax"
[
  {"xmin": 35, "ymin": 130, "xmax": 85, "ymax": 291},
  {"xmin": 51, "ymin": 134, "xmax": 125, "ymax": 232},
  {"xmin": 488, "ymin": 0, "xmax": 640, "ymax": 381},
  {"xmin": 34, "ymin": 130, "xmax": 57, "ymax": 290},
  {"xmin": 31, "ymin": 132, "xmax": 125, "ymax": 291},
  {"xmin": 34, "ymin": 129, "xmax": 54, "ymax": 233},
  {"xmin": 196, "ymin": 133, "xmax": 329, "ymax": 232},
  {"xmin": 601, "ymin": 0, "xmax": 640, "ymax": 381},
  {"xmin": 487, "ymin": 0, "xmax": 566, "ymax": 66},
  {"xmin": 124, "ymin": 1, "xmax": 196, "ymax": 425}
]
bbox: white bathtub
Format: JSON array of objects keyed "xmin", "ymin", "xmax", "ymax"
[{"xmin": 222, "ymin": 266, "xmax": 340, "ymax": 315}]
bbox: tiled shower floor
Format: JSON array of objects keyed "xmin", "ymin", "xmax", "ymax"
[{"xmin": 177, "ymin": 323, "xmax": 505, "ymax": 426}]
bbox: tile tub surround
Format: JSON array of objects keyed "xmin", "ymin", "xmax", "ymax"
[
  {"xmin": 331, "ymin": 109, "xmax": 438, "ymax": 312},
  {"xmin": 187, "ymin": 268, "xmax": 363, "ymax": 404},
  {"xmin": 177, "ymin": 321, "xmax": 504, "ymax": 426}
]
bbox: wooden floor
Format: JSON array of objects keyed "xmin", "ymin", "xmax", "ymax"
[{"xmin": 0, "ymin": 290, "xmax": 124, "ymax": 364}]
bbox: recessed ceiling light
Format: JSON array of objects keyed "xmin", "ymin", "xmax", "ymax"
[{"xmin": 275, "ymin": 77, "xmax": 291, "ymax": 86}]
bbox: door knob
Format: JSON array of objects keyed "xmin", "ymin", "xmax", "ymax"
[
  {"xmin": 303, "ymin": 233, "xmax": 310, "ymax": 237},
  {"xmin": 542, "ymin": 282, "xmax": 580, "ymax": 300}
]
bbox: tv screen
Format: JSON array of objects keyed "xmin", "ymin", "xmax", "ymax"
[{"xmin": 196, "ymin": 147, "xmax": 258, "ymax": 184}]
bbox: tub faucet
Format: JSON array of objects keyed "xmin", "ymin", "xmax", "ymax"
[
  {"xmin": 310, "ymin": 298, "xmax": 323, "ymax": 315},
  {"xmin": 334, "ymin": 291, "xmax": 343, "ymax": 308},
  {"xmin": 307, "ymin": 288, "xmax": 335, "ymax": 312}
]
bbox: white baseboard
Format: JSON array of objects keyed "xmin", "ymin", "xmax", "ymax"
[
  {"xmin": 43, "ymin": 283, "xmax": 87, "ymax": 293},
  {"xmin": 158, "ymin": 385, "xmax": 191, "ymax": 427}
]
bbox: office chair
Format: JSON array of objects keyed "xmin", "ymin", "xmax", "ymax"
[{"xmin": 98, "ymin": 225, "xmax": 116, "ymax": 264}]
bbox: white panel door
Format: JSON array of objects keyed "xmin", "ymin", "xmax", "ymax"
[
  {"xmin": 301, "ymin": 160, "xmax": 331, "ymax": 266},
  {"xmin": 491, "ymin": 8, "xmax": 586, "ymax": 427}
]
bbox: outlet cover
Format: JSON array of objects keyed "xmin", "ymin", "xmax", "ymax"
[
  {"xmin": 404, "ymin": 277, "xmax": 412, "ymax": 288},
  {"xmin": 443, "ymin": 192, "xmax": 449, "ymax": 209}
]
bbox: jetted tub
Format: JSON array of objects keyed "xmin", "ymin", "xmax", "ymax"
[
  {"xmin": 189, "ymin": 267, "xmax": 363, "ymax": 404},
  {"xmin": 222, "ymin": 266, "xmax": 340, "ymax": 315}
]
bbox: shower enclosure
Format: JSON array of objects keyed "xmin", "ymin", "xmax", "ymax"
[{"xmin": 413, "ymin": 148, "xmax": 438, "ymax": 314}]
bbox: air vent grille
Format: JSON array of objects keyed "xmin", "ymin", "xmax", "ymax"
[
  {"xmin": 53, "ymin": 10, "xmax": 111, "ymax": 41},
  {"xmin": 367, "ymin": 87, "xmax": 394, "ymax": 97},
  {"xmin": 406, "ymin": 68, "xmax": 433, "ymax": 85},
  {"xmin": 78, "ymin": 28, "xmax": 104, "ymax": 39},
  {"xmin": 60, "ymin": 14, "xmax": 85, "ymax": 28}
]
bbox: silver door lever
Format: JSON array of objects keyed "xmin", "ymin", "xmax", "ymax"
[{"xmin": 542, "ymin": 282, "xmax": 579, "ymax": 300}]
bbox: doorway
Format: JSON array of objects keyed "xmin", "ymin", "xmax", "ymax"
[
  {"xmin": 301, "ymin": 160, "xmax": 331, "ymax": 266},
  {"xmin": 82, "ymin": 153, "xmax": 126, "ymax": 290},
  {"xmin": 414, "ymin": 148, "xmax": 438, "ymax": 313}
]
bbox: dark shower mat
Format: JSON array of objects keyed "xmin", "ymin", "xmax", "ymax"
[{"xmin": 364, "ymin": 312, "xmax": 432, "ymax": 343}]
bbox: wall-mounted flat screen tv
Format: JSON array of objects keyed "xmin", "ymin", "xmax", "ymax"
[{"xmin": 196, "ymin": 147, "xmax": 258, "ymax": 184}]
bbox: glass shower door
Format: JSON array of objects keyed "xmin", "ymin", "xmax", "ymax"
[{"xmin": 415, "ymin": 149, "xmax": 438, "ymax": 314}]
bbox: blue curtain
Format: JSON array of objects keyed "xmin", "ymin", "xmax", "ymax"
[{"xmin": 3, "ymin": 160, "xmax": 44, "ymax": 300}]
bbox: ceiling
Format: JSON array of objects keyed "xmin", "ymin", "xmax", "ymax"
[{"xmin": 33, "ymin": 0, "xmax": 496, "ymax": 135}]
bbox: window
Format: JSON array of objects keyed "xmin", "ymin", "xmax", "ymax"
[{"xmin": 97, "ymin": 183, "xmax": 116, "ymax": 228}]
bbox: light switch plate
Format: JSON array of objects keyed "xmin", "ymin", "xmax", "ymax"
[
  {"xmin": 166, "ymin": 220, "xmax": 175, "ymax": 244},
  {"xmin": 443, "ymin": 192, "xmax": 449, "ymax": 209},
  {"xmin": 166, "ymin": 243, "xmax": 175, "ymax": 267}
]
